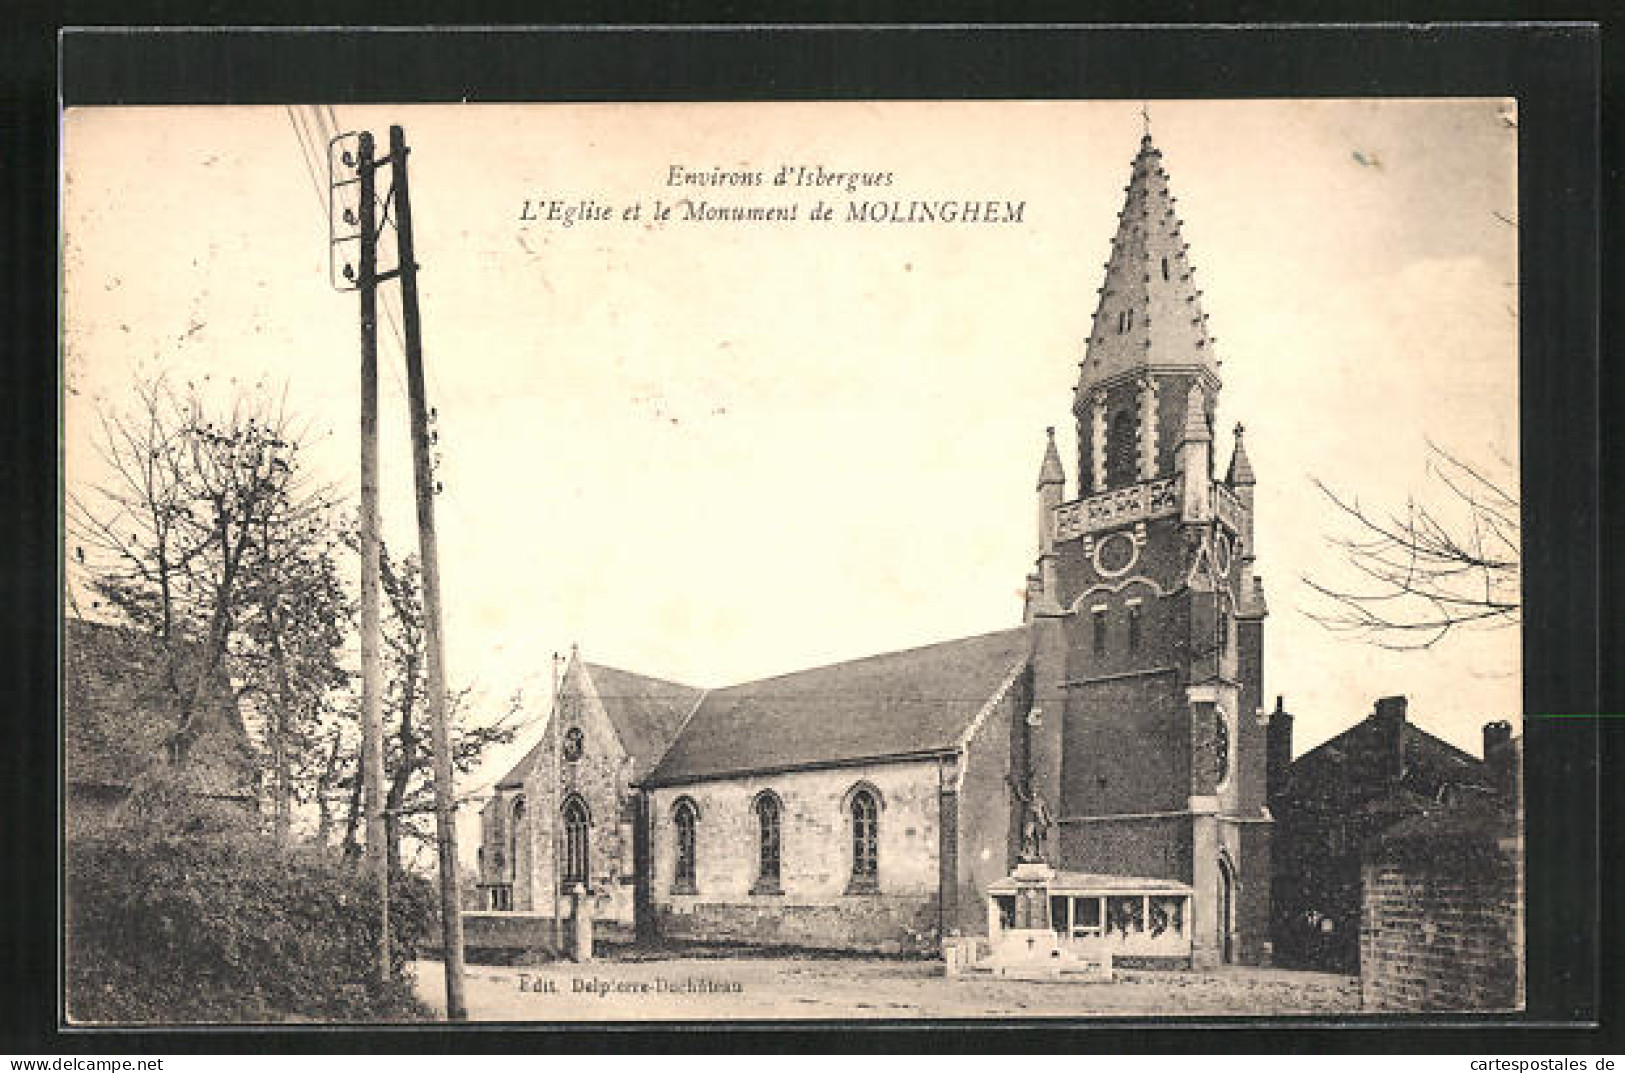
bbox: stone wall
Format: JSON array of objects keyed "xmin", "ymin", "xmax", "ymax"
[
  {"xmin": 648, "ymin": 760, "xmax": 943, "ymax": 952},
  {"xmin": 1360, "ymin": 839, "xmax": 1522, "ymax": 1011}
]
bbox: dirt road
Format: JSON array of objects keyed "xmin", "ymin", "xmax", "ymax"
[{"xmin": 409, "ymin": 956, "xmax": 1360, "ymax": 1021}]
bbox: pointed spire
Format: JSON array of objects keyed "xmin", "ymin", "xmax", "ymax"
[
  {"xmin": 1181, "ymin": 381, "xmax": 1210, "ymax": 445},
  {"xmin": 1076, "ymin": 129, "xmax": 1219, "ymax": 398},
  {"xmin": 1037, "ymin": 426, "xmax": 1065, "ymax": 487},
  {"xmin": 1226, "ymin": 422, "xmax": 1255, "ymax": 485}
]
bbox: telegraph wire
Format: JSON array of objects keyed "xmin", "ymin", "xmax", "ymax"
[{"xmin": 284, "ymin": 106, "xmax": 328, "ymax": 214}]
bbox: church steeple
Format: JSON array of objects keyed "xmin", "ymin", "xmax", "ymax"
[
  {"xmin": 1073, "ymin": 131, "xmax": 1223, "ymax": 496},
  {"xmin": 1076, "ymin": 133, "xmax": 1220, "ymax": 394}
]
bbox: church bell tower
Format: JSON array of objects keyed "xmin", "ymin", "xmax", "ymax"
[{"xmin": 1022, "ymin": 129, "xmax": 1272, "ymax": 968}]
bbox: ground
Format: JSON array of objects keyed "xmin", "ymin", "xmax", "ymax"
[{"xmin": 409, "ymin": 953, "xmax": 1359, "ymax": 1021}]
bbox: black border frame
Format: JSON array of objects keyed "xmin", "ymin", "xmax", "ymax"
[{"xmin": 3, "ymin": 18, "xmax": 1613, "ymax": 1054}]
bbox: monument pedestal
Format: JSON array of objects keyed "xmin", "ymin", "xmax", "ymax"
[{"xmin": 968, "ymin": 860, "xmax": 1113, "ymax": 982}]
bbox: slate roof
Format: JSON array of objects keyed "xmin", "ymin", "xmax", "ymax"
[
  {"xmin": 1076, "ymin": 132, "xmax": 1220, "ymax": 395},
  {"xmin": 1288, "ymin": 717, "xmax": 1496, "ymax": 804},
  {"xmin": 642, "ymin": 627, "xmax": 1030, "ymax": 788},
  {"xmin": 63, "ymin": 617, "xmax": 255, "ymax": 800},
  {"xmin": 494, "ymin": 660, "xmax": 702, "ymax": 789}
]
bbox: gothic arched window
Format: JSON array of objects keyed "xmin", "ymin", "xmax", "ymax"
[
  {"xmin": 1107, "ymin": 410, "xmax": 1138, "ymax": 487},
  {"xmin": 673, "ymin": 797, "xmax": 698, "ymax": 893},
  {"xmin": 753, "ymin": 791, "xmax": 782, "ymax": 893},
  {"xmin": 561, "ymin": 795, "xmax": 590, "ymax": 887},
  {"xmin": 850, "ymin": 788, "xmax": 879, "ymax": 889}
]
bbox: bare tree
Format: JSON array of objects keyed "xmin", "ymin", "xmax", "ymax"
[
  {"xmin": 68, "ymin": 375, "xmax": 342, "ymax": 783},
  {"xmin": 1303, "ymin": 439, "xmax": 1519, "ymax": 650},
  {"xmin": 373, "ymin": 545, "xmax": 523, "ymax": 875}
]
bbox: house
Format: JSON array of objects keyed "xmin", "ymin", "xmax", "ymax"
[
  {"xmin": 1268, "ymin": 694, "xmax": 1511, "ymax": 972},
  {"xmin": 63, "ymin": 617, "xmax": 256, "ymax": 837},
  {"xmin": 489, "ymin": 130, "xmax": 1275, "ymax": 966}
]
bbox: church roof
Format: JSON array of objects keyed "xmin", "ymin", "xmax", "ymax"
[
  {"xmin": 1076, "ymin": 132, "xmax": 1219, "ymax": 397},
  {"xmin": 494, "ymin": 659, "xmax": 702, "ymax": 789},
  {"xmin": 641, "ymin": 627, "xmax": 1031, "ymax": 787},
  {"xmin": 582, "ymin": 662, "xmax": 704, "ymax": 779}
]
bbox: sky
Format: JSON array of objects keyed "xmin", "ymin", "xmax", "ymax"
[{"xmin": 62, "ymin": 100, "xmax": 1520, "ymax": 853}]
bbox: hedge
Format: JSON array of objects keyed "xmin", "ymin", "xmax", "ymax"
[{"xmin": 66, "ymin": 783, "xmax": 437, "ymax": 1024}]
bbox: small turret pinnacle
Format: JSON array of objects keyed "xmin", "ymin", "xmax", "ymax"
[
  {"xmin": 1180, "ymin": 382, "xmax": 1211, "ymax": 445},
  {"xmin": 1037, "ymin": 426, "xmax": 1065, "ymax": 487},
  {"xmin": 1227, "ymin": 422, "xmax": 1256, "ymax": 486}
]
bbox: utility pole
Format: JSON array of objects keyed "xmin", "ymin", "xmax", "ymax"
[
  {"xmin": 355, "ymin": 129, "xmax": 390, "ymax": 985},
  {"xmin": 387, "ymin": 123, "xmax": 468, "ymax": 1021}
]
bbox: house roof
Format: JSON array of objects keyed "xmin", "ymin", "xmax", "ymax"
[
  {"xmin": 1289, "ymin": 715, "xmax": 1495, "ymax": 798},
  {"xmin": 63, "ymin": 617, "xmax": 255, "ymax": 799},
  {"xmin": 1367, "ymin": 801, "xmax": 1518, "ymax": 858},
  {"xmin": 493, "ymin": 660, "xmax": 702, "ymax": 789},
  {"xmin": 641, "ymin": 627, "xmax": 1030, "ymax": 788}
]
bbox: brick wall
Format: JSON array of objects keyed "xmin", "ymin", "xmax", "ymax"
[
  {"xmin": 1360, "ymin": 840, "xmax": 1522, "ymax": 1011},
  {"xmin": 648, "ymin": 760, "xmax": 943, "ymax": 952},
  {"xmin": 1058, "ymin": 814, "xmax": 1192, "ymax": 883},
  {"xmin": 1061, "ymin": 669, "xmax": 1191, "ymax": 817}
]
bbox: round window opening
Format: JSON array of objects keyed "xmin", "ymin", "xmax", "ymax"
[
  {"xmin": 563, "ymin": 727, "xmax": 584, "ymax": 762},
  {"xmin": 1093, "ymin": 530, "xmax": 1139, "ymax": 578}
]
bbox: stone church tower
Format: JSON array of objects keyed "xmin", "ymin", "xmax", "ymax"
[{"xmin": 1023, "ymin": 132, "xmax": 1272, "ymax": 967}]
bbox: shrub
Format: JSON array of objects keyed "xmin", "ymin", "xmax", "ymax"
[{"xmin": 66, "ymin": 780, "xmax": 437, "ymax": 1024}]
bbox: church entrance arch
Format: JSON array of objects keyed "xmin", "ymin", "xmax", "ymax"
[{"xmin": 1217, "ymin": 855, "xmax": 1237, "ymax": 964}]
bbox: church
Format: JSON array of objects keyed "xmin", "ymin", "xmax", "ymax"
[{"xmin": 478, "ymin": 131, "xmax": 1273, "ymax": 968}]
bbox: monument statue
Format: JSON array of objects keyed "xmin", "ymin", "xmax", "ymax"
[{"xmin": 1008, "ymin": 775, "xmax": 1054, "ymax": 863}]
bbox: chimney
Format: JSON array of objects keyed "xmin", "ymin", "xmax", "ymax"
[
  {"xmin": 1370, "ymin": 695, "xmax": 1408, "ymax": 784},
  {"xmin": 1265, "ymin": 694, "xmax": 1293, "ymax": 803},
  {"xmin": 1483, "ymin": 720, "xmax": 1516, "ymax": 796}
]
